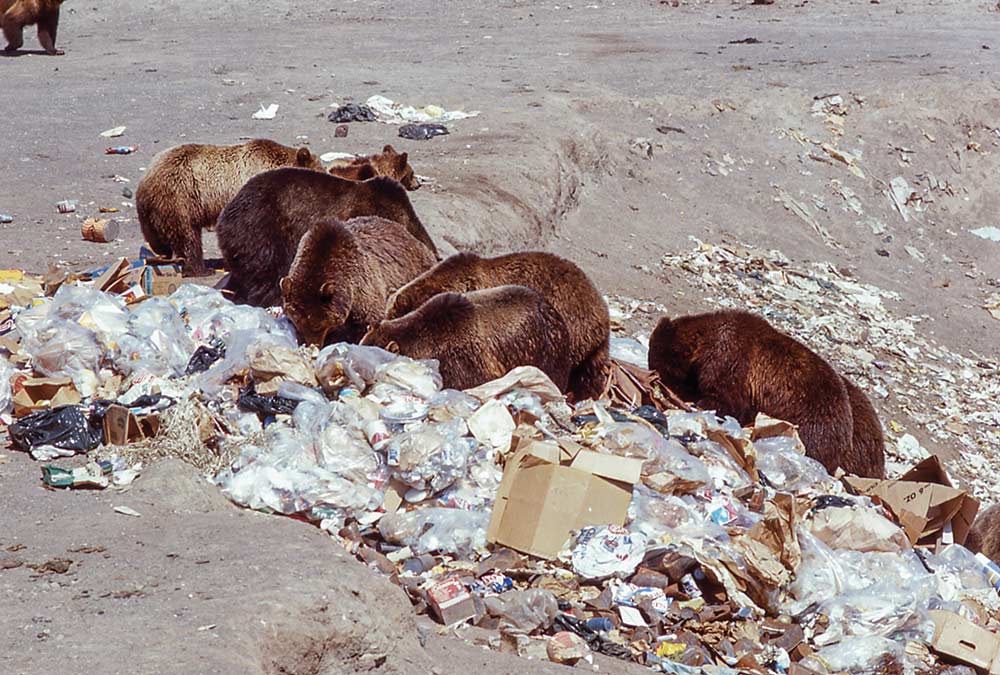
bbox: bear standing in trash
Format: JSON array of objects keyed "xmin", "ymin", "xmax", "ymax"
[
  {"xmin": 647, "ymin": 309, "xmax": 885, "ymax": 478},
  {"xmin": 385, "ymin": 251, "xmax": 610, "ymax": 401},
  {"xmin": 362, "ymin": 285, "xmax": 572, "ymax": 391},
  {"xmin": 217, "ymin": 167, "xmax": 437, "ymax": 307},
  {"xmin": 1, "ymin": 0, "xmax": 66, "ymax": 55},
  {"xmin": 281, "ymin": 217, "xmax": 436, "ymax": 346},
  {"xmin": 136, "ymin": 140, "xmax": 325, "ymax": 277}
]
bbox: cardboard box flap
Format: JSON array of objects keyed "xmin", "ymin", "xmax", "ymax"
[{"xmin": 569, "ymin": 449, "xmax": 642, "ymax": 485}]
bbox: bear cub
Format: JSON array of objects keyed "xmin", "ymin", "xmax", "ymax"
[
  {"xmin": 281, "ymin": 217, "xmax": 436, "ymax": 346},
  {"xmin": 362, "ymin": 285, "xmax": 572, "ymax": 392}
]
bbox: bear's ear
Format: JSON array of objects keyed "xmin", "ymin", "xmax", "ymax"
[
  {"xmin": 319, "ymin": 282, "xmax": 336, "ymax": 300},
  {"xmin": 295, "ymin": 147, "xmax": 312, "ymax": 166},
  {"xmin": 382, "ymin": 144, "xmax": 396, "ymax": 155},
  {"xmin": 279, "ymin": 276, "xmax": 292, "ymax": 298},
  {"xmin": 396, "ymin": 152, "xmax": 408, "ymax": 168},
  {"xmin": 385, "ymin": 340, "xmax": 400, "ymax": 354}
]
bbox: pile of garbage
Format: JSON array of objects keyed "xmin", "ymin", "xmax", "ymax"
[
  {"xmin": 2, "ymin": 259, "xmax": 1000, "ymax": 674},
  {"xmin": 659, "ymin": 239, "xmax": 1000, "ymax": 502}
]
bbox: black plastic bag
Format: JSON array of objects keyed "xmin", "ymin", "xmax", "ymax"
[
  {"xmin": 10, "ymin": 405, "xmax": 105, "ymax": 454},
  {"xmin": 237, "ymin": 385, "xmax": 299, "ymax": 416},
  {"xmin": 185, "ymin": 340, "xmax": 226, "ymax": 375},
  {"xmin": 328, "ymin": 104, "xmax": 377, "ymax": 123},
  {"xmin": 397, "ymin": 123, "xmax": 449, "ymax": 140}
]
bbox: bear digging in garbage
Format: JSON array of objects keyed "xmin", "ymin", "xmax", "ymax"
[
  {"xmin": 280, "ymin": 217, "xmax": 436, "ymax": 346},
  {"xmin": 361, "ymin": 285, "xmax": 572, "ymax": 392},
  {"xmin": 135, "ymin": 139, "xmax": 324, "ymax": 277},
  {"xmin": 327, "ymin": 145, "xmax": 421, "ymax": 190},
  {"xmin": 217, "ymin": 167, "xmax": 438, "ymax": 307},
  {"xmin": 647, "ymin": 309, "xmax": 885, "ymax": 478},
  {"xmin": 385, "ymin": 251, "xmax": 610, "ymax": 401},
  {"xmin": 1, "ymin": 0, "xmax": 65, "ymax": 55}
]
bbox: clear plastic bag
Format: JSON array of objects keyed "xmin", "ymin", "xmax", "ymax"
[
  {"xmin": 608, "ymin": 336, "xmax": 648, "ymax": 367},
  {"xmin": 22, "ymin": 320, "xmax": 103, "ymax": 386},
  {"xmin": 387, "ymin": 418, "xmax": 475, "ymax": 494},
  {"xmin": 374, "ymin": 356, "xmax": 442, "ymax": 399},
  {"xmin": 116, "ymin": 297, "xmax": 194, "ymax": 377},
  {"xmin": 0, "ymin": 356, "xmax": 15, "ymax": 415},
  {"xmin": 483, "ymin": 588, "xmax": 559, "ymax": 635},
  {"xmin": 377, "ymin": 507, "xmax": 488, "ymax": 555},
  {"xmin": 315, "ymin": 343, "xmax": 397, "ymax": 395},
  {"xmin": 800, "ymin": 636, "xmax": 905, "ymax": 675},
  {"xmin": 756, "ymin": 435, "xmax": 838, "ymax": 495}
]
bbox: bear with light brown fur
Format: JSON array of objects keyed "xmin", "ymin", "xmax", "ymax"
[
  {"xmin": 1, "ymin": 0, "xmax": 65, "ymax": 55},
  {"xmin": 135, "ymin": 139, "xmax": 324, "ymax": 277},
  {"xmin": 385, "ymin": 251, "xmax": 609, "ymax": 401},
  {"xmin": 362, "ymin": 285, "xmax": 572, "ymax": 392},
  {"xmin": 648, "ymin": 309, "xmax": 885, "ymax": 478},
  {"xmin": 217, "ymin": 167, "xmax": 437, "ymax": 307},
  {"xmin": 328, "ymin": 145, "xmax": 420, "ymax": 190},
  {"xmin": 281, "ymin": 217, "xmax": 436, "ymax": 346}
]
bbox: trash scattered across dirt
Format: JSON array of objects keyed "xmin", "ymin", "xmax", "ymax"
[
  {"xmin": 251, "ymin": 103, "xmax": 279, "ymax": 120},
  {"xmin": 365, "ymin": 95, "xmax": 479, "ymax": 125},
  {"xmin": 1, "ymin": 258, "xmax": 999, "ymax": 674},
  {"xmin": 328, "ymin": 103, "xmax": 377, "ymax": 123},
  {"xmin": 398, "ymin": 123, "xmax": 450, "ymax": 141}
]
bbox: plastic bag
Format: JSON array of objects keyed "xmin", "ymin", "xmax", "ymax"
[
  {"xmin": 185, "ymin": 340, "xmax": 225, "ymax": 375},
  {"xmin": 116, "ymin": 297, "xmax": 194, "ymax": 377},
  {"xmin": 799, "ymin": 636, "xmax": 904, "ymax": 675},
  {"xmin": 398, "ymin": 122, "xmax": 449, "ymax": 140},
  {"xmin": 374, "ymin": 356, "xmax": 442, "ymax": 399},
  {"xmin": 756, "ymin": 435, "xmax": 837, "ymax": 495},
  {"xmin": 315, "ymin": 343, "xmax": 397, "ymax": 395},
  {"xmin": 21, "ymin": 320, "xmax": 102, "ymax": 384},
  {"xmin": 237, "ymin": 385, "xmax": 299, "ymax": 416},
  {"xmin": 806, "ymin": 497, "xmax": 910, "ymax": 553},
  {"xmin": 10, "ymin": 404, "xmax": 104, "ymax": 455},
  {"xmin": 386, "ymin": 418, "xmax": 474, "ymax": 494},
  {"xmin": 572, "ymin": 525, "xmax": 647, "ymax": 579},
  {"xmin": 377, "ymin": 507, "xmax": 488, "ymax": 555},
  {"xmin": 483, "ymin": 588, "xmax": 559, "ymax": 636},
  {"xmin": 0, "ymin": 356, "xmax": 14, "ymax": 415},
  {"xmin": 608, "ymin": 337, "xmax": 648, "ymax": 367}
]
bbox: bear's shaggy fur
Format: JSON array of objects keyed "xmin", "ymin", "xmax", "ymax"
[
  {"xmin": 216, "ymin": 167, "xmax": 438, "ymax": 307},
  {"xmin": 647, "ymin": 309, "xmax": 880, "ymax": 477},
  {"xmin": 361, "ymin": 285, "xmax": 572, "ymax": 392},
  {"xmin": 328, "ymin": 145, "xmax": 420, "ymax": 190},
  {"xmin": 1, "ymin": 0, "xmax": 65, "ymax": 55},
  {"xmin": 841, "ymin": 376, "xmax": 886, "ymax": 479},
  {"xmin": 135, "ymin": 139, "xmax": 323, "ymax": 276},
  {"xmin": 385, "ymin": 251, "xmax": 609, "ymax": 400},
  {"xmin": 965, "ymin": 503, "xmax": 1000, "ymax": 564},
  {"xmin": 281, "ymin": 217, "xmax": 436, "ymax": 346}
]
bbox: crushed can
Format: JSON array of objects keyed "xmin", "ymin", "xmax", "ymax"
[{"xmin": 105, "ymin": 146, "xmax": 138, "ymax": 155}]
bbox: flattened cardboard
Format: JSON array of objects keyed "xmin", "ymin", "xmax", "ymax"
[
  {"xmin": 486, "ymin": 438, "xmax": 641, "ymax": 560},
  {"xmin": 12, "ymin": 377, "xmax": 81, "ymax": 417},
  {"xmin": 846, "ymin": 456, "xmax": 978, "ymax": 547}
]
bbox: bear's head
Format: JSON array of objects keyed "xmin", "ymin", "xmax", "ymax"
[
  {"xmin": 374, "ymin": 145, "xmax": 420, "ymax": 190},
  {"xmin": 295, "ymin": 147, "xmax": 325, "ymax": 171},
  {"xmin": 282, "ymin": 277, "xmax": 354, "ymax": 347}
]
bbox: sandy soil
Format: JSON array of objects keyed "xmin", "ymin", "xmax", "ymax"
[{"xmin": 2, "ymin": 0, "xmax": 999, "ymax": 672}]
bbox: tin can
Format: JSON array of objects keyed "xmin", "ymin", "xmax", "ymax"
[
  {"xmin": 0, "ymin": 214, "xmax": 12, "ymax": 224},
  {"xmin": 105, "ymin": 145, "xmax": 137, "ymax": 155},
  {"xmin": 56, "ymin": 200, "xmax": 77, "ymax": 213}
]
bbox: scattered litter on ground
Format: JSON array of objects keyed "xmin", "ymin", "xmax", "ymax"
[
  {"xmin": 970, "ymin": 226, "xmax": 1000, "ymax": 242},
  {"xmin": 398, "ymin": 123, "xmax": 450, "ymax": 141},
  {"xmin": 365, "ymin": 95, "xmax": 479, "ymax": 125},
  {"xmin": 100, "ymin": 126, "xmax": 127, "ymax": 138},
  {"xmin": 328, "ymin": 103, "xmax": 377, "ymax": 123},
  {"xmin": 105, "ymin": 146, "xmax": 137, "ymax": 156},
  {"xmin": 251, "ymin": 104, "xmax": 279, "ymax": 120}
]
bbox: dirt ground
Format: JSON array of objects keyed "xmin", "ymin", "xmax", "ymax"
[{"xmin": 2, "ymin": 0, "xmax": 1000, "ymax": 673}]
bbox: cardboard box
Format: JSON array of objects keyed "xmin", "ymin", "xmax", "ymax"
[
  {"xmin": 12, "ymin": 377, "xmax": 81, "ymax": 417},
  {"xmin": 141, "ymin": 264, "xmax": 183, "ymax": 296},
  {"xmin": 425, "ymin": 576, "xmax": 476, "ymax": 626},
  {"xmin": 103, "ymin": 404, "xmax": 160, "ymax": 446},
  {"xmin": 486, "ymin": 436, "xmax": 642, "ymax": 560},
  {"xmin": 845, "ymin": 456, "xmax": 979, "ymax": 547},
  {"xmin": 929, "ymin": 609, "xmax": 1000, "ymax": 674}
]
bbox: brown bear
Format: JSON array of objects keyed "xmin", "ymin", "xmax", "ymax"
[
  {"xmin": 216, "ymin": 167, "xmax": 437, "ymax": 307},
  {"xmin": 135, "ymin": 139, "xmax": 324, "ymax": 277},
  {"xmin": 328, "ymin": 145, "xmax": 420, "ymax": 190},
  {"xmin": 841, "ymin": 376, "xmax": 886, "ymax": 479},
  {"xmin": 281, "ymin": 217, "xmax": 436, "ymax": 346},
  {"xmin": 965, "ymin": 504, "xmax": 1000, "ymax": 564},
  {"xmin": 1, "ymin": 0, "xmax": 64, "ymax": 55},
  {"xmin": 361, "ymin": 285, "xmax": 572, "ymax": 392},
  {"xmin": 385, "ymin": 251, "xmax": 610, "ymax": 401},
  {"xmin": 647, "ymin": 309, "xmax": 882, "ymax": 478}
]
